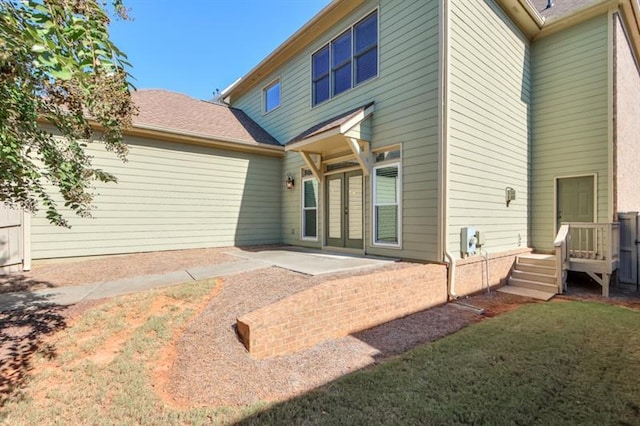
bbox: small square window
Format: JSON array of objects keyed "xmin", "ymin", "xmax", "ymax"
[{"xmin": 264, "ymin": 80, "xmax": 281, "ymax": 113}]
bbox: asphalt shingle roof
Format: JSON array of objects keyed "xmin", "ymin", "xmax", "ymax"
[
  {"xmin": 131, "ymin": 89, "xmax": 280, "ymax": 146},
  {"xmin": 287, "ymin": 102, "xmax": 374, "ymax": 145}
]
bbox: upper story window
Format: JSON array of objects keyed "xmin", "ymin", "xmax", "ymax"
[
  {"xmin": 312, "ymin": 10, "xmax": 378, "ymax": 106},
  {"xmin": 264, "ymin": 79, "xmax": 281, "ymax": 113}
]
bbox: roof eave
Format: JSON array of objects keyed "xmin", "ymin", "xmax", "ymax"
[
  {"xmin": 534, "ymin": 0, "xmax": 618, "ymax": 40},
  {"xmin": 127, "ymin": 123, "xmax": 284, "ymax": 156},
  {"xmin": 495, "ymin": 0, "xmax": 545, "ymax": 38}
]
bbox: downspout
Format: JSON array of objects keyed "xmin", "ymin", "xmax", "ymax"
[{"xmin": 439, "ymin": 0, "xmax": 457, "ymax": 300}]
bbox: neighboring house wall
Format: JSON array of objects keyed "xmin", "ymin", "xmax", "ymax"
[
  {"xmin": 530, "ymin": 14, "xmax": 610, "ymax": 252},
  {"xmin": 614, "ymin": 13, "xmax": 640, "ymax": 214},
  {"xmin": 448, "ymin": 0, "xmax": 531, "ymax": 259},
  {"xmin": 233, "ymin": 0, "xmax": 441, "ymax": 261},
  {"xmin": 31, "ymin": 136, "xmax": 282, "ymax": 259}
]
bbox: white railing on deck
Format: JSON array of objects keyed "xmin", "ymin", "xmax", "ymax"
[
  {"xmin": 553, "ymin": 224, "xmax": 570, "ymax": 293},
  {"xmin": 553, "ymin": 222, "xmax": 619, "ymax": 294},
  {"xmin": 564, "ymin": 222, "xmax": 619, "ymax": 262}
]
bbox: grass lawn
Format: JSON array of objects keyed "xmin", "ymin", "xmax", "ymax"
[{"xmin": 1, "ymin": 284, "xmax": 639, "ymax": 425}]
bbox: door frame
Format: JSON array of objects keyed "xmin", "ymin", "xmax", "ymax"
[
  {"xmin": 553, "ymin": 173, "xmax": 598, "ymax": 237},
  {"xmin": 324, "ymin": 170, "xmax": 364, "ymax": 250}
]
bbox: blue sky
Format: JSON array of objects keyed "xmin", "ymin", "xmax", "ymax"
[{"xmin": 109, "ymin": 0, "xmax": 330, "ymax": 100}]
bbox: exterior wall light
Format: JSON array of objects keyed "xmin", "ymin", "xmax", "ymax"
[
  {"xmin": 505, "ymin": 187, "xmax": 516, "ymax": 207},
  {"xmin": 286, "ymin": 174, "xmax": 295, "ymax": 190}
]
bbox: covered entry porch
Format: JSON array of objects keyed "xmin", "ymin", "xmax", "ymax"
[{"xmin": 285, "ymin": 102, "xmax": 401, "ymax": 253}]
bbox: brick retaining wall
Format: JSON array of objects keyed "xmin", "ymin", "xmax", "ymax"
[
  {"xmin": 454, "ymin": 248, "xmax": 531, "ymax": 296},
  {"xmin": 237, "ymin": 264, "xmax": 447, "ymax": 359}
]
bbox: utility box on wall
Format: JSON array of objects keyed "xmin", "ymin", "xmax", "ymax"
[{"xmin": 460, "ymin": 227, "xmax": 477, "ymax": 258}]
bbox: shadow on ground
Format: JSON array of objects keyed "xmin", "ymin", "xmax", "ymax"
[
  {"xmin": 0, "ymin": 298, "xmax": 68, "ymax": 407},
  {"xmin": 0, "ymin": 274, "xmax": 55, "ymax": 295}
]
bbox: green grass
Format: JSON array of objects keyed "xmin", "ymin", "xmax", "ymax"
[
  {"xmin": 241, "ymin": 301, "xmax": 640, "ymax": 425},
  {"xmin": 2, "ymin": 293, "xmax": 639, "ymax": 425}
]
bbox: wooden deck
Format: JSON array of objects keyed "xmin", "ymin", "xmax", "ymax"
[{"xmin": 555, "ymin": 222, "xmax": 620, "ymax": 296}]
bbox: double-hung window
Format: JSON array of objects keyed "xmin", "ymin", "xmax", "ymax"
[
  {"xmin": 312, "ymin": 10, "xmax": 378, "ymax": 106},
  {"xmin": 302, "ymin": 173, "xmax": 318, "ymax": 240},
  {"xmin": 373, "ymin": 147, "xmax": 401, "ymax": 246}
]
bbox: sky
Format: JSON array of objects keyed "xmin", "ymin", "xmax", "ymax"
[{"xmin": 109, "ymin": 0, "xmax": 330, "ymax": 101}]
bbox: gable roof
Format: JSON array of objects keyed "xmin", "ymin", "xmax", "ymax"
[
  {"xmin": 130, "ymin": 89, "xmax": 281, "ymax": 150},
  {"xmin": 287, "ymin": 102, "xmax": 374, "ymax": 145}
]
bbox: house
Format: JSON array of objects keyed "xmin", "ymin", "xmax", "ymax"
[{"xmin": 3, "ymin": 0, "xmax": 639, "ymax": 299}]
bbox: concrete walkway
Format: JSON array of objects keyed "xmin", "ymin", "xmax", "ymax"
[
  {"xmin": 0, "ymin": 259, "xmax": 268, "ymax": 312},
  {"xmin": 0, "ymin": 248, "xmax": 394, "ymax": 312}
]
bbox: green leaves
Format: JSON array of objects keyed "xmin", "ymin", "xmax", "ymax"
[{"xmin": 0, "ymin": 0, "xmax": 137, "ymax": 227}]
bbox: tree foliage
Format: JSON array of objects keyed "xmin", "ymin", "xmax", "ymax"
[{"xmin": 0, "ymin": 0, "xmax": 136, "ymax": 226}]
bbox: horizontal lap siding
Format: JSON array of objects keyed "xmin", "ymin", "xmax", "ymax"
[
  {"xmin": 531, "ymin": 15, "xmax": 609, "ymax": 251},
  {"xmin": 234, "ymin": 0, "xmax": 441, "ymax": 261},
  {"xmin": 31, "ymin": 137, "xmax": 282, "ymax": 259},
  {"xmin": 448, "ymin": 0, "xmax": 530, "ymax": 258}
]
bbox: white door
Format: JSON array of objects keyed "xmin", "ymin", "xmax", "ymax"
[
  {"xmin": 556, "ymin": 176, "xmax": 595, "ymax": 230},
  {"xmin": 0, "ymin": 204, "xmax": 23, "ymax": 273},
  {"xmin": 618, "ymin": 212, "xmax": 639, "ymax": 285}
]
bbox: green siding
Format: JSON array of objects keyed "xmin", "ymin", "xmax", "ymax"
[
  {"xmin": 233, "ymin": 0, "xmax": 441, "ymax": 261},
  {"xmin": 31, "ymin": 136, "xmax": 282, "ymax": 259},
  {"xmin": 531, "ymin": 14, "xmax": 610, "ymax": 251},
  {"xmin": 448, "ymin": 0, "xmax": 531, "ymax": 258}
]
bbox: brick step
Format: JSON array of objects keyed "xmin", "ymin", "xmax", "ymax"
[{"xmin": 508, "ymin": 277, "xmax": 558, "ymax": 294}]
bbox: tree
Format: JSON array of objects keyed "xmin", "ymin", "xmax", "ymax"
[{"xmin": 0, "ymin": 0, "xmax": 136, "ymax": 227}]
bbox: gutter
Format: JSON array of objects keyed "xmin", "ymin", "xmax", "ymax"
[
  {"xmin": 519, "ymin": 0, "xmax": 546, "ymax": 28},
  {"xmin": 126, "ymin": 123, "xmax": 285, "ymax": 156},
  {"xmin": 439, "ymin": 0, "xmax": 458, "ymax": 300}
]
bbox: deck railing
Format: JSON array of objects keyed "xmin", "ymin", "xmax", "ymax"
[
  {"xmin": 553, "ymin": 224, "xmax": 570, "ymax": 293},
  {"xmin": 564, "ymin": 222, "xmax": 619, "ymax": 262},
  {"xmin": 554, "ymin": 222, "xmax": 620, "ymax": 294}
]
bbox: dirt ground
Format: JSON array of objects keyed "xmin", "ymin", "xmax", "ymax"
[{"xmin": 1, "ymin": 248, "xmax": 639, "ymax": 409}]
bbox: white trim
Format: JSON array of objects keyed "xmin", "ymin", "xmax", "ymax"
[
  {"xmin": 371, "ymin": 159, "xmax": 402, "ymax": 248},
  {"xmin": 310, "ymin": 7, "xmax": 380, "ymax": 109},
  {"xmin": 553, "ymin": 173, "xmax": 598, "ymax": 238},
  {"xmin": 607, "ymin": 9, "xmax": 615, "ymax": 221},
  {"xmin": 262, "ymin": 77, "xmax": 282, "ymax": 115},
  {"xmin": 301, "ymin": 175, "xmax": 319, "ymax": 241},
  {"xmin": 22, "ymin": 210, "xmax": 31, "ymax": 271}
]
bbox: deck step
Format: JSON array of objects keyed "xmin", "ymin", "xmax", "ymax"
[
  {"xmin": 515, "ymin": 262, "xmax": 556, "ymax": 275},
  {"xmin": 498, "ymin": 285, "xmax": 556, "ymax": 301},
  {"xmin": 508, "ymin": 277, "xmax": 557, "ymax": 294},
  {"xmin": 517, "ymin": 254, "xmax": 556, "ymax": 268},
  {"xmin": 511, "ymin": 269, "xmax": 556, "ymax": 285}
]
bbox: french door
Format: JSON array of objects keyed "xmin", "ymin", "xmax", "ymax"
[{"xmin": 326, "ymin": 171, "xmax": 363, "ymax": 249}]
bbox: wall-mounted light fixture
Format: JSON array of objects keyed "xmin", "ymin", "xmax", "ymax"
[
  {"xmin": 285, "ymin": 174, "xmax": 295, "ymax": 190},
  {"xmin": 505, "ymin": 187, "xmax": 516, "ymax": 207}
]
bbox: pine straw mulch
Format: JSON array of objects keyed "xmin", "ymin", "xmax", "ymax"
[{"xmin": 161, "ymin": 264, "xmax": 539, "ymax": 408}]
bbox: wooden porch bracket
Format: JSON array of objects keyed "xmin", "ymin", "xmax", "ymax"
[
  {"xmin": 346, "ymin": 137, "xmax": 370, "ymax": 176},
  {"xmin": 300, "ymin": 151, "xmax": 322, "ymax": 181}
]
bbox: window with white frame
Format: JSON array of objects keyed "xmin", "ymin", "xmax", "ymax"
[
  {"xmin": 302, "ymin": 174, "xmax": 318, "ymax": 239},
  {"xmin": 312, "ymin": 10, "xmax": 378, "ymax": 106},
  {"xmin": 264, "ymin": 79, "xmax": 281, "ymax": 113},
  {"xmin": 373, "ymin": 147, "xmax": 401, "ymax": 246}
]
